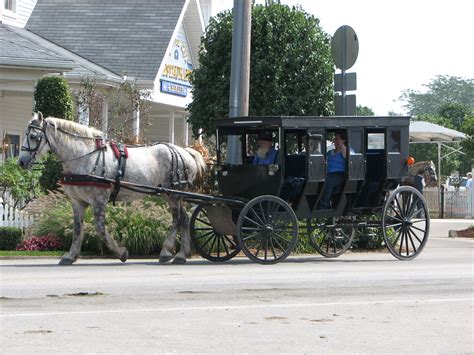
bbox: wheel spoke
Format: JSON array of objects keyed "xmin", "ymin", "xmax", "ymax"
[
  {"xmin": 195, "ymin": 230, "xmax": 214, "ymax": 241},
  {"xmin": 387, "ymin": 222, "xmax": 403, "ymax": 228},
  {"xmin": 249, "ymin": 207, "xmax": 266, "ymax": 226},
  {"xmin": 410, "ymin": 224, "xmax": 426, "ymax": 234},
  {"xmin": 406, "ymin": 228, "xmax": 418, "ymax": 254},
  {"xmin": 196, "ymin": 217, "xmax": 212, "ymax": 227},
  {"xmin": 243, "ymin": 215, "xmax": 263, "ymax": 228},
  {"xmin": 408, "ymin": 226, "xmax": 423, "ymax": 244}
]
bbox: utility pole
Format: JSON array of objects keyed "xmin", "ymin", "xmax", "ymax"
[{"xmin": 228, "ymin": 0, "xmax": 252, "ymax": 164}]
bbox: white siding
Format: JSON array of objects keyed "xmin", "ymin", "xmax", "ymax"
[
  {"xmin": 0, "ymin": 92, "xmax": 33, "ymax": 163},
  {"xmin": 1, "ymin": 0, "xmax": 37, "ymax": 28}
]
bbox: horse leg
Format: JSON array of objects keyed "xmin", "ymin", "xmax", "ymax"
[
  {"xmin": 92, "ymin": 203, "xmax": 128, "ymax": 262},
  {"xmin": 173, "ymin": 204, "xmax": 191, "ymax": 264},
  {"xmin": 59, "ymin": 199, "xmax": 87, "ymax": 265},
  {"xmin": 159, "ymin": 199, "xmax": 179, "ymax": 264}
]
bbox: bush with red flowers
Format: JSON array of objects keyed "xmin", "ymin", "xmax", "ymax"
[{"xmin": 16, "ymin": 234, "xmax": 63, "ymax": 251}]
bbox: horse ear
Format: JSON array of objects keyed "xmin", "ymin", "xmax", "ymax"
[{"xmin": 37, "ymin": 111, "xmax": 44, "ymax": 122}]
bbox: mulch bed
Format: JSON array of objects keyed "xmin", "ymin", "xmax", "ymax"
[{"xmin": 448, "ymin": 228, "xmax": 474, "ymax": 238}]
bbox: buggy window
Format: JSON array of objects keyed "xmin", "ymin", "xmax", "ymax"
[
  {"xmin": 284, "ymin": 130, "xmax": 305, "ymax": 155},
  {"xmin": 367, "ymin": 133, "xmax": 384, "ymax": 149},
  {"xmin": 389, "ymin": 130, "xmax": 401, "ymax": 152},
  {"xmin": 308, "ymin": 134, "xmax": 323, "ymax": 155}
]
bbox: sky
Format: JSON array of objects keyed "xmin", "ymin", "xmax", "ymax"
[{"xmin": 211, "ymin": 0, "xmax": 474, "ymax": 116}]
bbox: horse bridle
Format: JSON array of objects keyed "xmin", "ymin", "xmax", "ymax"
[
  {"xmin": 20, "ymin": 121, "xmax": 49, "ymax": 168},
  {"xmin": 21, "ymin": 120, "xmax": 103, "ymax": 168}
]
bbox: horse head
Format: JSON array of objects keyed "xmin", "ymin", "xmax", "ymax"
[
  {"xmin": 423, "ymin": 160, "xmax": 438, "ymax": 187},
  {"xmin": 18, "ymin": 112, "xmax": 51, "ymax": 169}
]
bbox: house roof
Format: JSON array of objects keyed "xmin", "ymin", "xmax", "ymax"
[
  {"xmin": 1, "ymin": 24, "xmax": 124, "ymax": 85},
  {"xmin": 0, "ymin": 24, "xmax": 74, "ymax": 71},
  {"xmin": 409, "ymin": 121, "xmax": 466, "ymax": 143},
  {"xmin": 26, "ymin": 0, "xmax": 187, "ymax": 81}
]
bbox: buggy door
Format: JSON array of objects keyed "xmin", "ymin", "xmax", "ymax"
[
  {"xmin": 308, "ymin": 130, "xmax": 325, "ymax": 182},
  {"xmin": 348, "ymin": 128, "xmax": 364, "ymax": 180},
  {"xmin": 387, "ymin": 127, "xmax": 407, "ymax": 178}
]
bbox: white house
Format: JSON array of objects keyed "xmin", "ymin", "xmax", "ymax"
[{"xmin": 0, "ymin": 0, "xmax": 212, "ymax": 162}]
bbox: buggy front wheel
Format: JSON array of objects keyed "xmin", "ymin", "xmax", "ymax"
[
  {"xmin": 237, "ymin": 195, "xmax": 298, "ymax": 264},
  {"xmin": 382, "ymin": 186, "xmax": 430, "ymax": 260},
  {"xmin": 190, "ymin": 205, "xmax": 240, "ymax": 262}
]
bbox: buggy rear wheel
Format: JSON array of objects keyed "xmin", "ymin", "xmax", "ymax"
[
  {"xmin": 190, "ymin": 205, "xmax": 240, "ymax": 262},
  {"xmin": 382, "ymin": 186, "xmax": 430, "ymax": 260},
  {"xmin": 237, "ymin": 195, "xmax": 298, "ymax": 264},
  {"xmin": 309, "ymin": 217, "xmax": 355, "ymax": 257}
]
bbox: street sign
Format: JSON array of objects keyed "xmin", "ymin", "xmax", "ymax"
[
  {"xmin": 334, "ymin": 72, "xmax": 357, "ymax": 92},
  {"xmin": 331, "ymin": 25, "xmax": 359, "ymax": 70},
  {"xmin": 335, "ymin": 94, "xmax": 356, "ymax": 116}
]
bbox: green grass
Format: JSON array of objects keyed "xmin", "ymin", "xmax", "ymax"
[{"xmin": 0, "ymin": 250, "xmax": 64, "ymax": 257}]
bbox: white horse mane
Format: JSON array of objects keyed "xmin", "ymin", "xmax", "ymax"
[{"xmin": 44, "ymin": 116, "xmax": 103, "ymax": 139}]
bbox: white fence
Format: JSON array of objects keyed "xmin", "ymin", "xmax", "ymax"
[
  {"xmin": 0, "ymin": 189, "xmax": 35, "ymax": 231},
  {"xmin": 424, "ymin": 187, "xmax": 474, "ymax": 219}
]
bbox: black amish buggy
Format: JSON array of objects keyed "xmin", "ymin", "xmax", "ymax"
[{"xmin": 189, "ymin": 115, "xmax": 429, "ymax": 264}]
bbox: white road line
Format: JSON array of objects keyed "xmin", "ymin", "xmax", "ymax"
[{"xmin": 1, "ymin": 297, "xmax": 473, "ymax": 318}]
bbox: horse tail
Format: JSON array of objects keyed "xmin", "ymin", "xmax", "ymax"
[{"xmin": 185, "ymin": 147, "xmax": 207, "ymax": 178}]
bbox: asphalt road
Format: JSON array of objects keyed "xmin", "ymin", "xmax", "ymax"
[{"xmin": 1, "ymin": 219, "xmax": 473, "ymax": 354}]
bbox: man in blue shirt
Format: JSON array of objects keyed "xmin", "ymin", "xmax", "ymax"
[
  {"xmin": 318, "ymin": 131, "xmax": 348, "ymax": 209},
  {"xmin": 253, "ymin": 132, "xmax": 278, "ymax": 165}
]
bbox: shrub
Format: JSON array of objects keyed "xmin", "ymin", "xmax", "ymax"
[
  {"xmin": 34, "ymin": 76, "xmax": 74, "ymax": 120},
  {"xmin": 0, "ymin": 227, "xmax": 22, "ymax": 250},
  {"xmin": 29, "ymin": 197, "xmax": 172, "ymax": 255},
  {"xmin": 16, "ymin": 234, "xmax": 63, "ymax": 251}
]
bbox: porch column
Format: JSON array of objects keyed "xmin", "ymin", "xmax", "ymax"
[
  {"xmin": 132, "ymin": 106, "xmax": 140, "ymax": 142},
  {"xmin": 101, "ymin": 100, "xmax": 109, "ymax": 138},
  {"xmin": 78, "ymin": 102, "xmax": 89, "ymax": 126},
  {"xmin": 169, "ymin": 112, "xmax": 175, "ymax": 144}
]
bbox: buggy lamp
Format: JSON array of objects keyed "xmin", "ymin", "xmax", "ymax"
[
  {"xmin": 268, "ymin": 164, "xmax": 279, "ymax": 176},
  {"xmin": 406, "ymin": 156, "xmax": 415, "ymax": 166}
]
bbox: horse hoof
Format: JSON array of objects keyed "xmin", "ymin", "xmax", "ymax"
[
  {"xmin": 58, "ymin": 257, "xmax": 74, "ymax": 265},
  {"xmin": 172, "ymin": 257, "xmax": 187, "ymax": 265},
  {"xmin": 159, "ymin": 255, "xmax": 173, "ymax": 264},
  {"xmin": 120, "ymin": 249, "xmax": 129, "ymax": 263}
]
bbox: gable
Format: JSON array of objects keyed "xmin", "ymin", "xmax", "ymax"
[{"xmin": 26, "ymin": 0, "xmax": 187, "ymax": 81}]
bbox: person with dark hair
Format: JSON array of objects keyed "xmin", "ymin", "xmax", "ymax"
[
  {"xmin": 318, "ymin": 131, "xmax": 349, "ymax": 209},
  {"xmin": 414, "ymin": 169, "xmax": 424, "ymax": 194},
  {"xmin": 413, "ymin": 169, "xmax": 425, "ymax": 217},
  {"xmin": 253, "ymin": 131, "xmax": 278, "ymax": 165}
]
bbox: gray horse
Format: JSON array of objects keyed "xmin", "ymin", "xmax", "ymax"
[{"xmin": 18, "ymin": 112, "xmax": 206, "ymax": 265}]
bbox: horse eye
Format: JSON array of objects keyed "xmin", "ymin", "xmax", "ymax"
[{"xmin": 30, "ymin": 133, "xmax": 38, "ymax": 139}]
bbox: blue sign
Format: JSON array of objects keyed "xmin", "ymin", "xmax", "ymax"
[{"xmin": 160, "ymin": 80, "xmax": 190, "ymax": 97}]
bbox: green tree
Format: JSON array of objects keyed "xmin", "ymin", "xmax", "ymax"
[
  {"xmin": 400, "ymin": 75, "xmax": 474, "ymax": 117},
  {"xmin": 0, "ymin": 158, "xmax": 42, "ymax": 210},
  {"xmin": 356, "ymin": 105, "xmax": 374, "ymax": 116},
  {"xmin": 34, "ymin": 76, "xmax": 74, "ymax": 120},
  {"xmin": 188, "ymin": 4, "xmax": 334, "ymax": 137},
  {"xmin": 33, "ymin": 76, "xmax": 74, "ymax": 191}
]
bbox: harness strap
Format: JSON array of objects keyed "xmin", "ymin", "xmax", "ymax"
[
  {"xmin": 163, "ymin": 143, "xmax": 190, "ymax": 187},
  {"xmin": 61, "ymin": 174, "xmax": 112, "ymax": 188},
  {"xmin": 109, "ymin": 143, "xmax": 128, "ymax": 205}
]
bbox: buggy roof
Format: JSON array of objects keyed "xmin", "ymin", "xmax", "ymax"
[{"xmin": 215, "ymin": 116, "xmax": 411, "ymax": 132}]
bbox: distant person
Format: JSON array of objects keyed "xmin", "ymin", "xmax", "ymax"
[
  {"xmin": 413, "ymin": 169, "xmax": 425, "ymax": 194},
  {"xmin": 413, "ymin": 169, "xmax": 425, "ymax": 217},
  {"xmin": 253, "ymin": 132, "xmax": 278, "ymax": 165},
  {"xmin": 318, "ymin": 131, "xmax": 350, "ymax": 209},
  {"xmin": 466, "ymin": 173, "xmax": 472, "ymax": 189}
]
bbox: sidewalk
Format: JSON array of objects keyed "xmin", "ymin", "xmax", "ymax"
[{"xmin": 430, "ymin": 218, "xmax": 474, "ymax": 238}]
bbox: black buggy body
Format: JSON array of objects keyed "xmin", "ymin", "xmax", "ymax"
[{"xmin": 190, "ymin": 116, "xmax": 429, "ymax": 264}]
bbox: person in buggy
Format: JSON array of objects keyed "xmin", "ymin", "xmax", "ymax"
[{"xmin": 253, "ymin": 131, "xmax": 278, "ymax": 165}]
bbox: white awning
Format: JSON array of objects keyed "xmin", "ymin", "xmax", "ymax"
[{"xmin": 409, "ymin": 121, "xmax": 466, "ymax": 143}]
